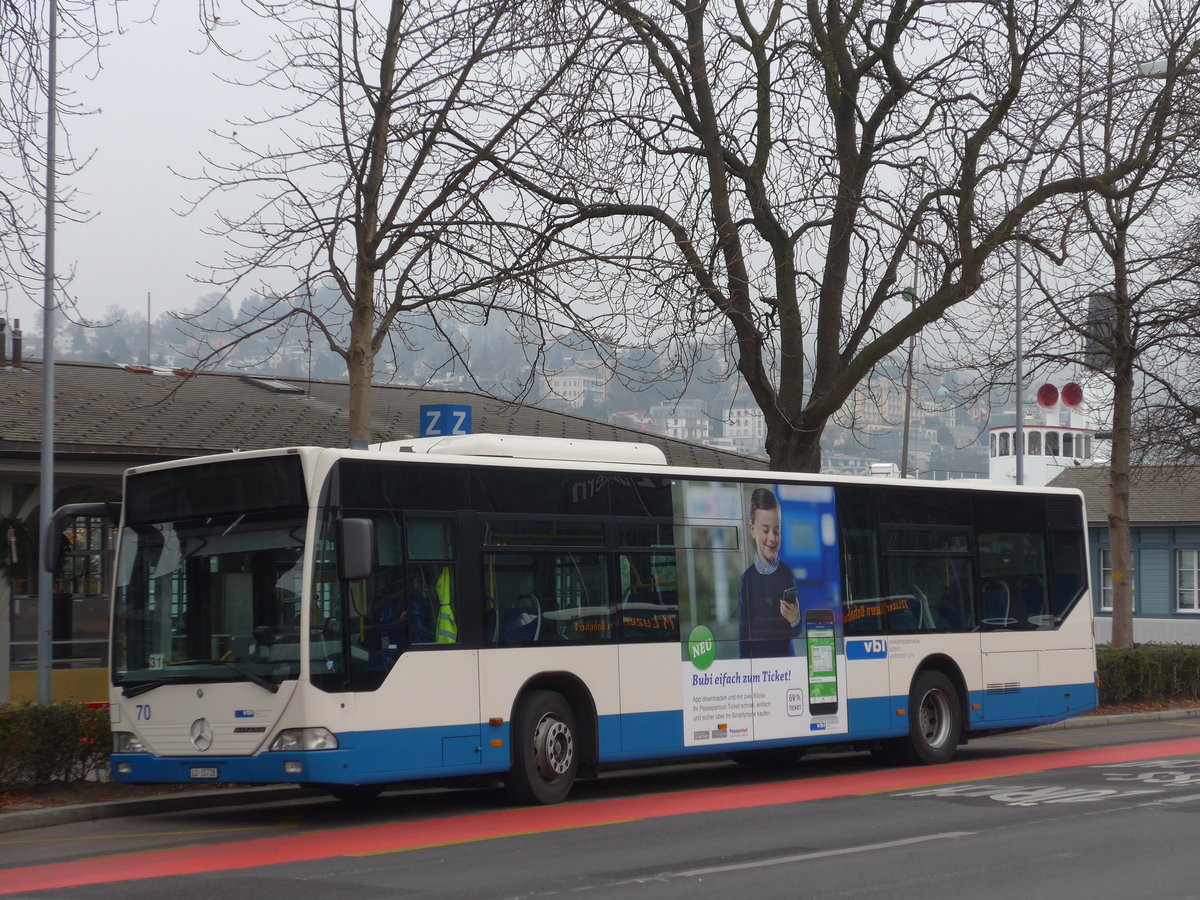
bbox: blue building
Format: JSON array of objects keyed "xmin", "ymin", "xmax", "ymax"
[{"xmin": 1051, "ymin": 466, "xmax": 1200, "ymax": 644}]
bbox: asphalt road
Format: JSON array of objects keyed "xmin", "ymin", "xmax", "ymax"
[{"xmin": 3, "ymin": 713, "xmax": 1200, "ymax": 899}]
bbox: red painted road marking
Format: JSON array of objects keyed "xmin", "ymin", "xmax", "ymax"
[{"xmin": 5, "ymin": 736, "xmax": 1200, "ymax": 895}]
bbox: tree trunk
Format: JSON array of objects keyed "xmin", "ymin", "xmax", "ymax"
[
  {"xmin": 346, "ymin": 265, "xmax": 377, "ymax": 444},
  {"xmin": 1107, "ymin": 356, "xmax": 1135, "ymax": 648},
  {"xmin": 1108, "ymin": 221, "xmax": 1135, "ymax": 649},
  {"xmin": 765, "ymin": 419, "xmax": 825, "ymax": 473}
]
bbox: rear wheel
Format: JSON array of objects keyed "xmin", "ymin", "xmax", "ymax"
[
  {"xmin": 902, "ymin": 670, "xmax": 961, "ymax": 765},
  {"xmin": 507, "ymin": 689, "xmax": 579, "ymax": 805}
]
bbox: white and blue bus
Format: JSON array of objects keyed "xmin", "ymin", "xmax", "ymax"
[{"xmin": 52, "ymin": 434, "xmax": 1097, "ymax": 804}]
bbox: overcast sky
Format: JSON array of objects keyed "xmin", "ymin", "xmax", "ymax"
[{"xmin": 5, "ymin": 2, "xmax": 268, "ymax": 332}]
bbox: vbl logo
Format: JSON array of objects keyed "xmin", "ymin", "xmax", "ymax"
[{"xmin": 848, "ymin": 638, "xmax": 887, "ymax": 660}]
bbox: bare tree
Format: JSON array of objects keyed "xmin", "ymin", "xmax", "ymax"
[
  {"xmin": 0, "ymin": 0, "xmax": 107, "ymax": 311},
  {"xmin": 182, "ymin": 0, "xmax": 608, "ymax": 441},
  {"xmin": 483, "ymin": 0, "xmax": 1199, "ymax": 472},
  {"xmin": 1002, "ymin": 1, "xmax": 1200, "ymax": 648}
]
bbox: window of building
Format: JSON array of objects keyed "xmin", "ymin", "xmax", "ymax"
[
  {"xmin": 998, "ymin": 432, "xmax": 1010, "ymax": 456},
  {"xmin": 1178, "ymin": 550, "xmax": 1200, "ymax": 613},
  {"xmin": 1045, "ymin": 432, "xmax": 1060, "ymax": 456},
  {"xmin": 1099, "ymin": 548, "xmax": 1133, "ymax": 612},
  {"xmin": 1028, "ymin": 431, "xmax": 1042, "ymax": 455},
  {"xmin": 23, "ymin": 514, "xmax": 118, "ymax": 669}
]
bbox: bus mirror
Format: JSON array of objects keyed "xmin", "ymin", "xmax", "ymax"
[
  {"xmin": 42, "ymin": 502, "xmax": 121, "ymax": 573},
  {"xmin": 338, "ymin": 517, "xmax": 375, "ymax": 581}
]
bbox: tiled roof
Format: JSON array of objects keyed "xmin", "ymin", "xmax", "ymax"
[
  {"xmin": 1049, "ymin": 465, "xmax": 1200, "ymax": 525},
  {"xmin": 0, "ymin": 359, "xmax": 767, "ymax": 471}
]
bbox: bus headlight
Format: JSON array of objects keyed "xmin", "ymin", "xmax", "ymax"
[
  {"xmin": 112, "ymin": 731, "xmax": 147, "ymax": 753},
  {"xmin": 269, "ymin": 727, "xmax": 338, "ymax": 751}
]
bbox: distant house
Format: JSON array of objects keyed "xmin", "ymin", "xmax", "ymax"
[
  {"xmin": 1050, "ymin": 466, "xmax": 1200, "ymax": 644},
  {"xmin": 542, "ymin": 358, "xmax": 609, "ymax": 409},
  {"xmin": 649, "ymin": 398, "xmax": 709, "ymax": 444},
  {"xmin": 1, "ymin": 359, "xmax": 766, "ymax": 701}
]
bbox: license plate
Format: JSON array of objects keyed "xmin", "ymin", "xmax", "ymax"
[{"xmin": 190, "ymin": 767, "xmax": 219, "ymax": 780}]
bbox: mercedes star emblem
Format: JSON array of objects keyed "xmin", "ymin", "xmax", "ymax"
[{"xmin": 190, "ymin": 717, "xmax": 214, "ymax": 752}]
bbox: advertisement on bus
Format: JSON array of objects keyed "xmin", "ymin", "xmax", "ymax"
[{"xmin": 675, "ymin": 480, "xmax": 849, "ymax": 746}]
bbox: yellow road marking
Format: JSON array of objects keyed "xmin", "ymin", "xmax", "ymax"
[
  {"xmin": 347, "ymin": 820, "xmax": 638, "ymax": 857},
  {"xmin": 1010, "ymin": 735, "xmax": 1080, "ymax": 748}
]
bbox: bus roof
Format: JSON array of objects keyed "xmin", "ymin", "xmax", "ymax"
[{"xmin": 372, "ymin": 434, "xmax": 668, "ymax": 466}]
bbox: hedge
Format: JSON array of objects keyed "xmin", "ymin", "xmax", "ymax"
[
  {"xmin": 1097, "ymin": 644, "xmax": 1200, "ymax": 706},
  {"xmin": 0, "ymin": 700, "xmax": 111, "ymax": 789}
]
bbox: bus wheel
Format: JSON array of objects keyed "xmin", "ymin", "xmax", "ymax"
[
  {"xmin": 904, "ymin": 670, "xmax": 961, "ymax": 765},
  {"xmin": 325, "ymin": 783, "xmax": 384, "ymax": 804},
  {"xmin": 507, "ymin": 690, "xmax": 579, "ymax": 805}
]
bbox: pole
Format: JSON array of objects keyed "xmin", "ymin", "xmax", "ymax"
[
  {"xmin": 146, "ymin": 291, "xmax": 151, "ymax": 365},
  {"xmin": 1014, "ymin": 165, "xmax": 1026, "ymax": 487},
  {"xmin": 899, "ymin": 288, "xmax": 917, "ymax": 478},
  {"xmin": 37, "ymin": 0, "xmax": 59, "ymax": 704},
  {"xmin": 0, "ymin": 483, "xmax": 12, "ymax": 703}
]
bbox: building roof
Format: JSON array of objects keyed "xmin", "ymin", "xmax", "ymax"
[
  {"xmin": 0, "ymin": 359, "xmax": 767, "ymax": 471},
  {"xmin": 1049, "ymin": 465, "xmax": 1200, "ymax": 526}
]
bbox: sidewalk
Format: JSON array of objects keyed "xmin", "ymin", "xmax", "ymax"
[{"xmin": 3, "ymin": 706, "xmax": 1199, "ymax": 835}]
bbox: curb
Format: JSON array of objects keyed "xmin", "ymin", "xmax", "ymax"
[
  {"xmin": 4, "ymin": 709, "xmax": 1199, "ymax": 833},
  {"xmin": 1032, "ymin": 705, "xmax": 1200, "ymax": 731},
  {"xmin": 0, "ymin": 785, "xmax": 317, "ymax": 835}
]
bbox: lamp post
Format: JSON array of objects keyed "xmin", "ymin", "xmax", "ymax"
[
  {"xmin": 900, "ymin": 287, "xmax": 917, "ymax": 478},
  {"xmin": 1014, "ymin": 165, "xmax": 1026, "ymax": 486},
  {"xmin": 37, "ymin": 0, "xmax": 59, "ymax": 705}
]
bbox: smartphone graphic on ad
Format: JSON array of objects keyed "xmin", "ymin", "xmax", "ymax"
[
  {"xmin": 805, "ymin": 608, "xmax": 839, "ymax": 716},
  {"xmin": 782, "ymin": 586, "xmax": 799, "ymax": 618}
]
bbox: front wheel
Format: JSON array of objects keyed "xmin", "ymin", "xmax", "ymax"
[
  {"xmin": 507, "ymin": 690, "xmax": 579, "ymax": 805},
  {"xmin": 902, "ymin": 670, "xmax": 962, "ymax": 765}
]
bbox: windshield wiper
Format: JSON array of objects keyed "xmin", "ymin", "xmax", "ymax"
[
  {"xmin": 122, "ymin": 680, "xmax": 167, "ymax": 698},
  {"xmin": 220, "ymin": 660, "xmax": 280, "ymax": 693},
  {"xmin": 122, "ymin": 661, "xmax": 280, "ymax": 695}
]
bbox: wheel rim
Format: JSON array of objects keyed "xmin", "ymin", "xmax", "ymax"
[
  {"xmin": 532, "ymin": 713, "xmax": 574, "ymax": 780},
  {"xmin": 918, "ymin": 687, "xmax": 952, "ymax": 749}
]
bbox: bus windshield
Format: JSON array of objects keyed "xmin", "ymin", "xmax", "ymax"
[{"xmin": 112, "ymin": 510, "xmax": 309, "ymax": 694}]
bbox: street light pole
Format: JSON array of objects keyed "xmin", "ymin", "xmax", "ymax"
[
  {"xmin": 900, "ymin": 287, "xmax": 917, "ymax": 478},
  {"xmin": 1014, "ymin": 164, "xmax": 1026, "ymax": 487},
  {"xmin": 37, "ymin": 0, "xmax": 59, "ymax": 705}
]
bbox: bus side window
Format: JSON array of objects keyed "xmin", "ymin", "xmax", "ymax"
[
  {"xmin": 618, "ymin": 552, "xmax": 679, "ymax": 642},
  {"xmin": 550, "ymin": 552, "xmax": 612, "ymax": 642},
  {"xmin": 1044, "ymin": 494, "xmax": 1088, "ymax": 622},
  {"xmin": 407, "ymin": 519, "xmax": 457, "ymax": 645},
  {"xmin": 884, "ymin": 555, "xmax": 974, "ymax": 633},
  {"xmin": 483, "ymin": 552, "xmax": 540, "ymax": 644}
]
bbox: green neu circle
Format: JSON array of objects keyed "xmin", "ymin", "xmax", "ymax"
[{"xmin": 688, "ymin": 625, "xmax": 716, "ymax": 670}]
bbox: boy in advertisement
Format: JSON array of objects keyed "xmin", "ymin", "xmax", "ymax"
[{"xmin": 738, "ymin": 487, "xmax": 802, "ymax": 657}]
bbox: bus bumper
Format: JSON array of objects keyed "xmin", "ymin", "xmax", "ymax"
[{"xmin": 110, "ymin": 749, "xmax": 359, "ymax": 785}]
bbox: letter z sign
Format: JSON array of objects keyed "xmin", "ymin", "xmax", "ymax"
[{"xmin": 420, "ymin": 404, "xmax": 472, "ymax": 437}]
